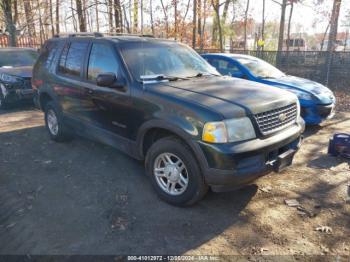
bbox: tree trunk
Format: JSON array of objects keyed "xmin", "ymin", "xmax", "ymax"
[
  {"xmin": 211, "ymin": 0, "xmax": 223, "ymax": 51},
  {"xmin": 160, "ymin": 0, "xmax": 168, "ymax": 37},
  {"xmin": 320, "ymin": 22, "xmax": 330, "ymax": 51},
  {"xmin": 286, "ymin": 2, "xmax": 294, "ymax": 52},
  {"xmin": 140, "ymin": 0, "xmax": 143, "ymax": 34},
  {"xmin": 200, "ymin": 0, "xmax": 206, "ymax": 50},
  {"xmin": 325, "ymin": 0, "xmax": 342, "ymax": 85},
  {"xmin": 174, "ymin": 0, "xmax": 178, "ymax": 39},
  {"xmin": 244, "ymin": 0, "xmax": 250, "ymax": 51},
  {"xmin": 70, "ymin": 0, "xmax": 77, "ymax": 31},
  {"xmin": 1, "ymin": 0, "xmax": 17, "ymax": 46},
  {"xmin": 327, "ymin": 0, "xmax": 342, "ymax": 52},
  {"xmin": 76, "ymin": 0, "xmax": 86, "ymax": 32},
  {"xmin": 180, "ymin": 0, "xmax": 191, "ymax": 41},
  {"xmin": 13, "ymin": 0, "xmax": 18, "ymax": 25},
  {"xmin": 122, "ymin": 4, "xmax": 130, "ymax": 33},
  {"xmin": 24, "ymin": 0, "xmax": 36, "ymax": 38},
  {"xmin": 133, "ymin": 0, "xmax": 138, "ymax": 33},
  {"xmin": 192, "ymin": 0, "xmax": 197, "ymax": 48},
  {"xmin": 277, "ymin": 0, "xmax": 288, "ymax": 52},
  {"xmin": 95, "ymin": 0, "xmax": 99, "ymax": 31},
  {"xmin": 56, "ymin": 0, "xmax": 60, "ymax": 34},
  {"xmin": 261, "ymin": 0, "xmax": 265, "ymax": 50},
  {"xmin": 108, "ymin": 0, "xmax": 113, "ymax": 32},
  {"xmin": 222, "ymin": 0, "xmax": 230, "ymax": 25},
  {"xmin": 149, "ymin": 0, "xmax": 154, "ymax": 35},
  {"xmin": 49, "ymin": 0, "xmax": 55, "ymax": 35},
  {"xmin": 114, "ymin": 0, "xmax": 121, "ymax": 32}
]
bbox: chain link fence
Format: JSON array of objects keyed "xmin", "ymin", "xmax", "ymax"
[{"xmin": 199, "ymin": 49, "xmax": 350, "ymax": 91}]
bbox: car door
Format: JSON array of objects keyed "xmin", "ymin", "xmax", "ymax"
[
  {"xmin": 80, "ymin": 41, "xmax": 132, "ymax": 140},
  {"xmin": 208, "ymin": 58, "xmax": 245, "ymax": 78},
  {"xmin": 55, "ymin": 40, "xmax": 90, "ymax": 120}
]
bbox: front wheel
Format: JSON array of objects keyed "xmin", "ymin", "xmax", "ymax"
[
  {"xmin": 44, "ymin": 101, "xmax": 72, "ymax": 142},
  {"xmin": 145, "ymin": 137, "xmax": 208, "ymax": 206}
]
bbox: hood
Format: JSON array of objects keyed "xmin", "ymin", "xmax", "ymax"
[
  {"xmin": 264, "ymin": 75, "xmax": 334, "ymax": 102},
  {"xmin": 150, "ymin": 76, "xmax": 298, "ymax": 119},
  {"xmin": 0, "ymin": 66, "xmax": 33, "ymax": 78}
]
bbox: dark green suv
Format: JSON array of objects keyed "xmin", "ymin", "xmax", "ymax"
[{"xmin": 32, "ymin": 33, "xmax": 304, "ymax": 206}]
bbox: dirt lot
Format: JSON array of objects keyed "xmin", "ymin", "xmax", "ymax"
[{"xmin": 0, "ymin": 105, "xmax": 349, "ymax": 256}]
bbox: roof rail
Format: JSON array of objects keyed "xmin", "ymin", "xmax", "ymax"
[
  {"xmin": 53, "ymin": 32, "xmax": 103, "ymax": 38},
  {"xmin": 52, "ymin": 32, "xmax": 155, "ymax": 39},
  {"xmin": 104, "ymin": 33, "xmax": 155, "ymax": 38}
]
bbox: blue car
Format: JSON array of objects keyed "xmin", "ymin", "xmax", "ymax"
[{"xmin": 202, "ymin": 53, "xmax": 336, "ymax": 125}]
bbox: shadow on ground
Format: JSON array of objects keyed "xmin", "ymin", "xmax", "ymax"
[{"xmin": 0, "ymin": 125, "xmax": 257, "ymax": 254}]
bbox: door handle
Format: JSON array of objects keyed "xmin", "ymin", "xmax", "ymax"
[{"xmin": 84, "ymin": 88, "xmax": 94, "ymax": 95}]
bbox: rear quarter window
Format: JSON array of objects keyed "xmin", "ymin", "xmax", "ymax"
[{"xmin": 58, "ymin": 41, "xmax": 89, "ymax": 78}]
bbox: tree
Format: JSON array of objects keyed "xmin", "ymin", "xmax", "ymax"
[
  {"xmin": 192, "ymin": 0, "xmax": 197, "ymax": 48},
  {"xmin": 327, "ymin": 0, "xmax": 342, "ymax": 52},
  {"xmin": 114, "ymin": 0, "xmax": 122, "ymax": 33},
  {"xmin": 261, "ymin": 0, "xmax": 265, "ymax": 50},
  {"xmin": 243, "ymin": 0, "xmax": 250, "ymax": 50},
  {"xmin": 76, "ymin": 0, "xmax": 86, "ymax": 32},
  {"xmin": 286, "ymin": 0, "xmax": 296, "ymax": 51},
  {"xmin": 0, "ymin": 0, "xmax": 16, "ymax": 46},
  {"xmin": 277, "ymin": 0, "xmax": 288, "ymax": 52},
  {"xmin": 211, "ymin": 0, "xmax": 223, "ymax": 51},
  {"xmin": 56, "ymin": 0, "xmax": 60, "ymax": 34},
  {"xmin": 133, "ymin": 0, "xmax": 138, "ymax": 33}
]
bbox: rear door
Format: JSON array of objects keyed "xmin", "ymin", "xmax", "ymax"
[{"xmin": 54, "ymin": 40, "xmax": 90, "ymax": 120}]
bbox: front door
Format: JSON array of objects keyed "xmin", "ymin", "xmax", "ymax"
[{"xmin": 80, "ymin": 42, "xmax": 132, "ymax": 141}]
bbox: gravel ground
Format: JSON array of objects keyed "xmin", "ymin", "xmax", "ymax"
[{"xmin": 0, "ymin": 104, "xmax": 349, "ymax": 256}]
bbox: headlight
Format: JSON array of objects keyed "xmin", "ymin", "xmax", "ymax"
[
  {"xmin": 0, "ymin": 73, "xmax": 22, "ymax": 83},
  {"xmin": 288, "ymin": 89, "xmax": 313, "ymax": 100},
  {"xmin": 202, "ymin": 117, "xmax": 256, "ymax": 143}
]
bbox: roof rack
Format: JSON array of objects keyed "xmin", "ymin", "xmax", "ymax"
[
  {"xmin": 52, "ymin": 32, "xmax": 155, "ymax": 39},
  {"xmin": 104, "ymin": 33, "xmax": 155, "ymax": 38},
  {"xmin": 53, "ymin": 32, "xmax": 103, "ymax": 38}
]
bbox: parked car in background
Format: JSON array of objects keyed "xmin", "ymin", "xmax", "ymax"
[
  {"xmin": 0, "ymin": 47, "xmax": 38, "ymax": 109},
  {"xmin": 202, "ymin": 53, "xmax": 336, "ymax": 125},
  {"xmin": 283, "ymin": 38, "xmax": 307, "ymax": 51},
  {"xmin": 33, "ymin": 34, "xmax": 304, "ymax": 205}
]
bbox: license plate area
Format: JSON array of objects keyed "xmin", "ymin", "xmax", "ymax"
[{"xmin": 273, "ymin": 149, "xmax": 296, "ymax": 172}]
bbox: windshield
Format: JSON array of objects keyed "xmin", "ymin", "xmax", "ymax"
[
  {"xmin": 0, "ymin": 50, "xmax": 38, "ymax": 67},
  {"xmin": 236, "ymin": 56, "xmax": 285, "ymax": 79},
  {"xmin": 120, "ymin": 42, "xmax": 219, "ymax": 81}
]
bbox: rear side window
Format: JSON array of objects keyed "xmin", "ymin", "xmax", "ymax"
[
  {"xmin": 58, "ymin": 41, "xmax": 89, "ymax": 77},
  {"xmin": 44, "ymin": 41, "xmax": 59, "ymax": 69},
  {"xmin": 87, "ymin": 43, "xmax": 118, "ymax": 81}
]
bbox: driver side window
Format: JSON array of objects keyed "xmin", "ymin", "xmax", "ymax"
[
  {"xmin": 210, "ymin": 58, "xmax": 241, "ymax": 77},
  {"xmin": 88, "ymin": 43, "xmax": 119, "ymax": 81}
]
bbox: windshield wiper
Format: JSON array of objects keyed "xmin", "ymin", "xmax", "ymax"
[
  {"xmin": 140, "ymin": 74, "xmax": 188, "ymax": 84},
  {"xmin": 188, "ymin": 72, "xmax": 220, "ymax": 78}
]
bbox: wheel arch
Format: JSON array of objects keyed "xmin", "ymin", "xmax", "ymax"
[{"xmin": 136, "ymin": 120, "xmax": 209, "ymax": 171}]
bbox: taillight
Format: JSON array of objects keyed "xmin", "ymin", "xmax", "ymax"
[{"xmin": 32, "ymin": 79, "xmax": 43, "ymax": 90}]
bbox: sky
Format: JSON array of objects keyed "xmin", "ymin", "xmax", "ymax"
[
  {"xmin": 59, "ymin": 0, "xmax": 350, "ymax": 35},
  {"xmin": 243, "ymin": 0, "xmax": 350, "ymax": 34}
]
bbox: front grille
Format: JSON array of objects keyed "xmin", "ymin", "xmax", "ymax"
[{"xmin": 254, "ymin": 103, "xmax": 298, "ymax": 135}]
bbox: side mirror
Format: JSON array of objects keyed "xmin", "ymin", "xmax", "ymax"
[{"xmin": 96, "ymin": 73, "xmax": 116, "ymax": 87}]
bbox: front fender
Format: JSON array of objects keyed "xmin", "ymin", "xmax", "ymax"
[{"xmin": 135, "ymin": 119, "xmax": 209, "ymax": 171}]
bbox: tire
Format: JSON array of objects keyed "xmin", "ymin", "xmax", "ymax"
[
  {"xmin": 145, "ymin": 136, "xmax": 208, "ymax": 206},
  {"xmin": 44, "ymin": 101, "xmax": 72, "ymax": 142}
]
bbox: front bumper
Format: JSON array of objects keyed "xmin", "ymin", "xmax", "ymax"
[
  {"xmin": 0, "ymin": 82, "xmax": 34, "ymax": 103},
  {"xmin": 301, "ymin": 102, "xmax": 335, "ymax": 125},
  {"xmin": 197, "ymin": 119, "xmax": 305, "ymax": 192}
]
